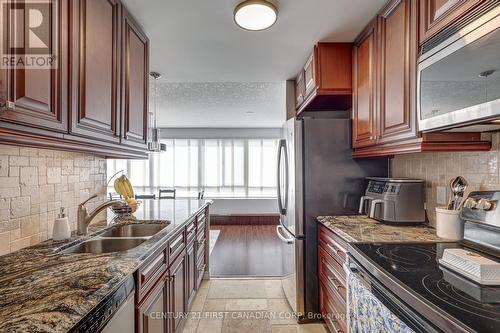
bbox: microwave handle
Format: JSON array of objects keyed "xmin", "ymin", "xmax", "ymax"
[
  {"xmin": 359, "ymin": 196, "xmax": 373, "ymax": 214},
  {"xmin": 369, "ymin": 200, "xmax": 385, "ymax": 219}
]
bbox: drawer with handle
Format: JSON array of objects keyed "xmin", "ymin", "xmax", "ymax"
[
  {"xmin": 318, "ymin": 224, "xmax": 347, "ymax": 266},
  {"xmin": 135, "ymin": 248, "xmax": 168, "ymax": 301},
  {"xmin": 320, "ymin": 279, "xmax": 347, "ymax": 333},
  {"xmin": 186, "ymin": 219, "xmax": 196, "ymax": 244},
  {"xmin": 197, "ymin": 216, "xmax": 206, "ymax": 238},
  {"xmin": 168, "ymin": 230, "xmax": 185, "ymax": 262},
  {"xmin": 319, "ymin": 246, "xmax": 347, "ymax": 301}
]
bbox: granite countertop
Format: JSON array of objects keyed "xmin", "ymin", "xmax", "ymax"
[
  {"xmin": 317, "ymin": 215, "xmax": 444, "ymax": 243},
  {"xmin": 0, "ymin": 199, "xmax": 211, "ymax": 333}
]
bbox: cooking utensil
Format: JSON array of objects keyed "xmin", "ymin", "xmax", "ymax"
[
  {"xmin": 458, "ymin": 187, "xmax": 473, "ymax": 210},
  {"xmin": 451, "ymin": 176, "xmax": 468, "ymax": 210},
  {"xmin": 447, "ymin": 178, "xmax": 455, "ymax": 210}
]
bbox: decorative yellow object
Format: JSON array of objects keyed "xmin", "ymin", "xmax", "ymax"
[
  {"xmin": 126, "ymin": 198, "xmax": 138, "ymax": 213},
  {"xmin": 114, "ymin": 175, "xmax": 135, "ymax": 199}
]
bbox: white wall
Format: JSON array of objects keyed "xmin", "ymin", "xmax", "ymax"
[{"xmin": 209, "ymin": 198, "xmax": 278, "ymax": 215}]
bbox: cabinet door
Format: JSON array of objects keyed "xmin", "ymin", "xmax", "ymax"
[
  {"xmin": 195, "ymin": 240, "xmax": 206, "ymax": 290},
  {"xmin": 69, "ymin": 0, "xmax": 120, "ymax": 143},
  {"xmin": 0, "ymin": 0, "xmax": 68, "ymax": 132},
  {"xmin": 295, "ymin": 71, "xmax": 305, "ymax": 108},
  {"xmin": 378, "ymin": 0, "xmax": 418, "ymax": 144},
  {"xmin": 353, "ymin": 22, "xmax": 378, "ymax": 149},
  {"xmin": 304, "ymin": 50, "xmax": 316, "ymax": 98},
  {"xmin": 186, "ymin": 242, "xmax": 197, "ymax": 309},
  {"xmin": 168, "ymin": 253, "xmax": 186, "ymax": 333},
  {"xmin": 121, "ymin": 7, "xmax": 148, "ymax": 148},
  {"xmin": 136, "ymin": 278, "xmax": 167, "ymax": 333},
  {"xmin": 420, "ymin": 0, "xmax": 485, "ymax": 44}
]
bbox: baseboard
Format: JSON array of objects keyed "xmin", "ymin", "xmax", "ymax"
[{"xmin": 210, "ymin": 214, "xmax": 280, "ymax": 225}]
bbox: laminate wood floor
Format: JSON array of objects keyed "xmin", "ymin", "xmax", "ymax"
[{"xmin": 210, "ymin": 225, "xmax": 287, "ymax": 277}]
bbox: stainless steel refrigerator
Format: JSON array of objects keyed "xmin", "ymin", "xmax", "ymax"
[{"xmin": 276, "ymin": 114, "xmax": 388, "ymax": 320}]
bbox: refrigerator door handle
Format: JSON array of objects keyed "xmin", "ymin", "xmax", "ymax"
[
  {"xmin": 276, "ymin": 139, "xmax": 288, "ymax": 216},
  {"xmin": 276, "ymin": 223, "xmax": 294, "ymax": 244}
]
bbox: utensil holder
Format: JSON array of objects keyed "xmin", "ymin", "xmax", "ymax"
[{"xmin": 435, "ymin": 207, "xmax": 464, "ymax": 240}]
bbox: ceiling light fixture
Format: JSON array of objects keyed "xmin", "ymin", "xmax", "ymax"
[{"xmin": 234, "ymin": 0, "xmax": 278, "ymax": 31}]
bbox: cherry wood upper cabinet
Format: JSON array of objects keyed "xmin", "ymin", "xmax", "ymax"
[
  {"xmin": 69, "ymin": 0, "xmax": 121, "ymax": 144},
  {"xmin": 295, "ymin": 43, "xmax": 352, "ymax": 115},
  {"xmin": 295, "ymin": 71, "xmax": 306, "ymax": 108},
  {"xmin": 304, "ymin": 51, "xmax": 317, "ymax": 98},
  {"xmin": 377, "ymin": 0, "xmax": 418, "ymax": 144},
  {"xmin": 0, "ymin": 0, "xmax": 69, "ymax": 133},
  {"xmin": 352, "ymin": 22, "xmax": 378, "ymax": 149},
  {"xmin": 352, "ymin": 0, "xmax": 491, "ymax": 158},
  {"xmin": 121, "ymin": 7, "xmax": 149, "ymax": 149},
  {"xmin": 419, "ymin": 0, "xmax": 486, "ymax": 44}
]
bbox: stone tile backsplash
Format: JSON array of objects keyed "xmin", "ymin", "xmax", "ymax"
[
  {"xmin": 391, "ymin": 133, "xmax": 500, "ymax": 226},
  {"xmin": 0, "ymin": 144, "xmax": 107, "ymax": 255}
]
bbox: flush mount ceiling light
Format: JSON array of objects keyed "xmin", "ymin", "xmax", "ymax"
[{"xmin": 234, "ymin": 0, "xmax": 278, "ymax": 31}]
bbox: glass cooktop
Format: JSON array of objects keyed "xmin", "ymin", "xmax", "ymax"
[{"xmin": 350, "ymin": 242, "xmax": 500, "ymax": 333}]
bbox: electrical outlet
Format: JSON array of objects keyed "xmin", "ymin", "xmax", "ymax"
[{"xmin": 437, "ymin": 186, "xmax": 447, "ymax": 205}]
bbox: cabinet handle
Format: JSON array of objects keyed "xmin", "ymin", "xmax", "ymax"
[
  {"xmin": 328, "ymin": 277, "xmax": 342, "ymax": 290},
  {"xmin": 198, "ymin": 264, "xmax": 206, "ymax": 272},
  {"xmin": 163, "ymin": 275, "xmax": 173, "ymax": 282}
]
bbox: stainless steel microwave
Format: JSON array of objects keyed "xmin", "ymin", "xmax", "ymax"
[{"xmin": 417, "ymin": 6, "xmax": 500, "ymax": 132}]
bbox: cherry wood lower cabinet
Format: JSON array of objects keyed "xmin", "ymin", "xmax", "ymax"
[
  {"xmin": 168, "ymin": 251, "xmax": 187, "ymax": 333},
  {"xmin": 318, "ymin": 224, "xmax": 349, "ymax": 333},
  {"xmin": 136, "ymin": 276, "xmax": 169, "ymax": 333},
  {"xmin": 135, "ymin": 207, "xmax": 210, "ymax": 333}
]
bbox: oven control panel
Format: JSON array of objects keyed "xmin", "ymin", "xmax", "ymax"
[{"xmin": 461, "ymin": 191, "xmax": 499, "ymax": 227}]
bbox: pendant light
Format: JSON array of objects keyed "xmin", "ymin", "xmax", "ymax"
[
  {"xmin": 234, "ymin": 0, "xmax": 278, "ymax": 31},
  {"xmin": 148, "ymin": 72, "xmax": 166, "ymax": 152}
]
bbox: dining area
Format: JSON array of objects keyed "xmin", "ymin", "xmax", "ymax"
[{"xmin": 109, "ymin": 188, "xmax": 205, "ymax": 201}]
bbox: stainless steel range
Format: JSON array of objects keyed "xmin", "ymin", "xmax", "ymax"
[{"xmin": 349, "ymin": 190, "xmax": 500, "ymax": 333}]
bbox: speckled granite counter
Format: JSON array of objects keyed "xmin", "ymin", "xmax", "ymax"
[
  {"xmin": 317, "ymin": 215, "xmax": 444, "ymax": 243},
  {"xmin": 0, "ymin": 199, "xmax": 211, "ymax": 333}
]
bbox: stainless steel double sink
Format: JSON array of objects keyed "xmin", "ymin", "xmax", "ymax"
[{"xmin": 60, "ymin": 223, "xmax": 169, "ymax": 255}]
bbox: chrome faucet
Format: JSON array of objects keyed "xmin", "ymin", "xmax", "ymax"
[{"xmin": 77, "ymin": 195, "xmax": 123, "ymax": 235}]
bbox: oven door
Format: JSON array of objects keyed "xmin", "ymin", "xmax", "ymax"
[
  {"xmin": 417, "ymin": 7, "xmax": 500, "ymax": 132},
  {"xmin": 348, "ymin": 257, "xmax": 441, "ymax": 333}
]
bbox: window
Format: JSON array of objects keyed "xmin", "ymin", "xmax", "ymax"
[{"xmin": 107, "ymin": 138, "xmax": 279, "ymax": 198}]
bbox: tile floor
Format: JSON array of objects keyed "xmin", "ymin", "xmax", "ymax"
[{"xmin": 183, "ymin": 278, "xmax": 328, "ymax": 333}]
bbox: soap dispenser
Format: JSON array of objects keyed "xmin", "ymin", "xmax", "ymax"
[{"xmin": 53, "ymin": 207, "xmax": 71, "ymax": 240}]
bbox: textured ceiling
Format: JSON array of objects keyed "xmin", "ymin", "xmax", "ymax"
[
  {"xmin": 152, "ymin": 81, "xmax": 286, "ymax": 128},
  {"xmin": 123, "ymin": 0, "xmax": 387, "ymax": 127},
  {"xmin": 121, "ymin": 0, "xmax": 387, "ymax": 82}
]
